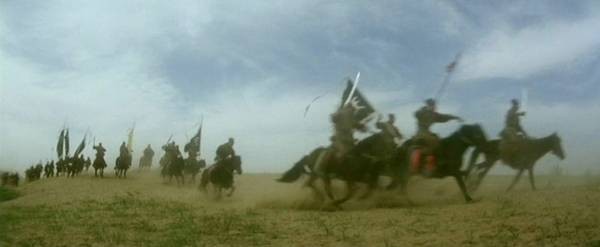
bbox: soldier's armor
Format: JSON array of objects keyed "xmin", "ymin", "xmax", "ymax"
[
  {"xmin": 413, "ymin": 106, "xmax": 457, "ymax": 153},
  {"xmin": 216, "ymin": 143, "xmax": 234, "ymax": 161},
  {"xmin": 94, "ymin": 146, "xmax": 106, "ymax": 158},
  {"xmin": 499, "ymin": 106, "xmax": 527, "ymax": 161}
]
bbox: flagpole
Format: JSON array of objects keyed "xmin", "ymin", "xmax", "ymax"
[
  {"xmin": 344, "ymin": 72, "xmax": 361, "ymax": 106},
  {"xmin": 434, "ymin": 52, "xmax": 462, "ymax": 103}
]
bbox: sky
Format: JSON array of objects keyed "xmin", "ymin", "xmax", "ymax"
[{"xmin": 1, "ymin": 1, "xmax": 599, "ymax": 174}]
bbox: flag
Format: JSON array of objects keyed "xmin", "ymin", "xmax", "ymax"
[
  {"xmin": 64, "ymin": 129, "xmax": 70, "ymax": 157},
  {"xmin": 185, "ymin": 123, "xmax": 202, "ymax": 154},
  {"xmin": 73, "ymin": 135, "xmax": 86, "ymax": 157},
  {"xmin": 446, "ymin": 52, "xmax": 461, "ymax": 74},
  {"xmin": 127, "ymin": 127, "xmax": 134, "ymax": 153},
  {"xmin": 56, "ymin": 129, "xmax": 65, "ymax": 158},
  {"xmin": 340, "ymin": 79, "xmax": 376, "ymax": 123}
]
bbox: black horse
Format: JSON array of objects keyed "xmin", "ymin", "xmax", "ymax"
[
  {"xmin": 278, "ymin": 121, "xmax": 401, "ymax": 207},
  {"xmin": 388, "ymin": 124, "xmax": 488, "ymax": 202},
  {"xmin": 92, "ymin": 156, "xmax": 107, "ymax": 178},
  {"xmin": 465, "ymin": 133, "xmax": 565, "ymax": 192},
  {"xmin": 199, "ymin": 156, "xmax": 242, "ymax": 198},
  {"xmin": 115, "ymin": 154, "xmax": 132, "ymax": 178},
  {"xmin": 160, "ymin": 149, "xmax": 185, "ymax": 185}
]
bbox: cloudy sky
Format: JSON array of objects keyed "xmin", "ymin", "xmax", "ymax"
[{"xmin": 1, "ymin": 1, "xmax": 599, "ymax": 174}]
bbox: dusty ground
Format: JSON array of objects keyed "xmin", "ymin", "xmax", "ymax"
[{"xmin": 1, "ymin": 170, "xmax": 600, "ymax": 247}]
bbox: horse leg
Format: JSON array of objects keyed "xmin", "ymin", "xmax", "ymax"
[
  {"xmin": 332, "ymin": 181, "xmax": 357, "ymax": 207},
  {"xmin": 527, "ymin": 167, "xmax": 536, "ymax": 190},
  {"xmin": 359, "ymin": 181, "xmax": 377, "ymax": 200},
  {"xmin": 506, "ymin": 169, "xmax": 524, "ymax": 191},
  {"xmin": 322, "ymin": 176, "xmax": 336, "ymax": 201},
  {"xmin": 454, "ymin": 174, "xmax": 473, "ymax": 202},
  {"xmin": 227, "ymin": 185, "xmax": 236, "ymax": 197},
  {"xmin": 304, "ymin": 175, "xmax": 325, "ymax": 201}
]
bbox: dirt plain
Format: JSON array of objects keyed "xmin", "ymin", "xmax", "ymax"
[{"xmin": 1, "ymin": 170, "xmax": 599, "ymax": 247}]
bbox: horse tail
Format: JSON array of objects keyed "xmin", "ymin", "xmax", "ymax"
[{"xmin": 277, "ymin": 155, "xmax": 308, "ymax": 183}]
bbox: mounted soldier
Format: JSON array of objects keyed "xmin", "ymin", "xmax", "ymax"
[
  {"xmin": 412, "ymin": 98, "xmax": 463, "ymax": 175},
  {"xmin": 115, "ymin": 141, "xmax": 132, "ymax": 178},
  {"xmin": 144, "ymin": 144, "xmax": 155, "ymax": 160},
  {"xmin": 500, "ymin": 99, "xmax": 528, "ymax": 141},
  {"xmin": 139, "ymin": 144, "xmax": 155, "ymax": 169},
  {"xmin": 215, "ymin": 138, "xmax": 236, "ymax": 162},
  {"xmin": 499, "ymin": 99, "xmax": 530, "ymax": 163},
  {"xmin": 92, "ymin": 142, "xmax": 107, "ymax": 177},
  {"xmin": 119, "ymin": 142, "xmax": 130, "ymax": 158}
]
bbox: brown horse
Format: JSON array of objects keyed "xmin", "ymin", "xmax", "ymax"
[
  {"xmin": 199, "ymin": 156, "xmax": 242, "ymax": 199},
  {"xmin": 465, "ymin": 133, "xmax": 565, "ymax": 192}
]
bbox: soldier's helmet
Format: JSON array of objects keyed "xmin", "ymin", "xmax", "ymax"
[
  {"xmin": 228, "ymin": 138, "xmax": 235, "ymax": 145},
  {"xmin": 511, "ymin": 99, "xmax": 519, "ymax": 106}
]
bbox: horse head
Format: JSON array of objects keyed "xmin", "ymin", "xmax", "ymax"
[
  {"xmin": 550, "ymin": 132, "xmax": 565, "ymax": 160},
  {"xmin": 459, "ymin": 124, "xmax": 488, "ymax": 147},
  {"xmin": 233, "ymin": 155, "xmax": 243, "ymax": 175}
]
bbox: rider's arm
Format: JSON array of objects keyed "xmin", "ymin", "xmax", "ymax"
[{"xmin": 433, "ymin": 112, "xmax": 461, "ymax": 123}]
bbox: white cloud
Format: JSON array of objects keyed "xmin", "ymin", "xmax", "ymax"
[
  {"xmin": 1, "ymin": 1, "xmax": 599, "ymax": 176},
  {"xmin": 456, "ymin": 14, "xmax": 600, "ymax": 81}
]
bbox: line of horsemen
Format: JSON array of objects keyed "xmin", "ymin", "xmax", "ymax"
[
  {"xmin": 85, "ymin": 137, "xmax": 238, "ymax": 184},
  {"xmin": 278, "ymin": 97, "xmax": 564, "ymax": 207},
  {"xmin": 5, "ymin": 96, "xmax": 563, "ymax": 205},
  {"xmin": 21, "ymin": 155, "xmax": 92, "ymax": 182},
  {"xmin": 11, "ymin": 136, "xmax": 238, "ymax": 185}
]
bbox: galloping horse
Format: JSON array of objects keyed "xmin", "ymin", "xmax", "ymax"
[
  {"xmin": 199, "ymin": 155, "xmax": 242, "ymax": 198},
  {"xmin": 278, "ymin": 120, "xmax": 402, "ymax": 207},
  {"xmin": 465, "ymin": 133, "xmax": 565, "ymax": 192},
  {"xmin": 389, "ymin": 124, "xmax": 488, "ymax": 202},
  {"xmin": 115, "ymin": 153, "xmax": 132, "ymax": 178},
  {"xmin": 160, "ymin": 147, "xmax": 185, "ymax": 185},
  {"xmin": 92, "ymin": 156, "xmax": 107, "ymax": 178}
]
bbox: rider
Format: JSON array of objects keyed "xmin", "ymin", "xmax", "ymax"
[
  {"xmin": 330, "ymin": 103, "xmax": 365, "ymax": 159},
  {"xmin": 413, "ymin": 98, "xmax": 463, "ymax": 175},
  {"xmin": 215, "ymin": 138, "xmax": 235, "ymax": 162},
  {"xmin": 142, "ymin": 144, "xmax": 155, "ymax": 167},
  {"xmin": 144, "ymin": 144, "xmax": 155, "ymax": 158},
  {"xmin": 119, "ymin": 142, "xmax": 130, "ymax": 158},
  {"xmin": 184, "ymin": 140, "xmax": 199, "ymax": 160},
  {"xmin": 93, "ymin": 142, "xmax": 107, "ymax": 168},
  {"xmin": 501, "ymin": 99, "xmax": 528, "ymax": 141},
  {"xmin": 382, "ymin": 113, "xmax": 402, "ymax": 141}
]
